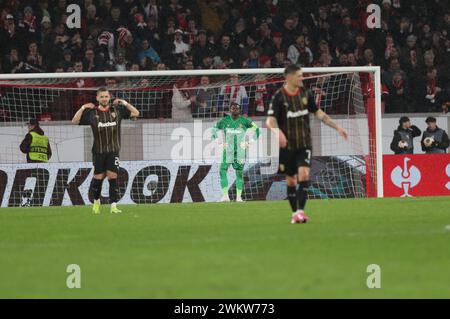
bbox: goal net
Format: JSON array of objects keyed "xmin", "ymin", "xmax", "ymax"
[{"xmin": 0, "ymin": 67, "xmax": 382, "ymax": 207}]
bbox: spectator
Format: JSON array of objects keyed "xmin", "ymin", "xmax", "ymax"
[
  {"xmin": 266, "ymin": 31, "xmax": 286, "ymax": 58},
  {"xmin": 129, "ymin": 63, "xmax": 140, "ymax": 71},
  {"xmin": 173, "ymin": 29, "xmax": 190, "ymax": 55},
  {"xmin": 402, "ymin": 35, "xmax": 422, "ymax": 67},
  {"xmin": 40, "ymin": 15, "xmax": 55, "ymax": 67},
  {"xmin": 315, "ymin": 52, "xmax": 333, "ymax": 67},
  {"xmin": 354, "ymin": 33, "xmax": 367, "ymax": 62},
  {"xmin": 281, "ymin": 15, "xmax": 297, "ymax": 45},
  {"xmin": 39, "ymin": 0, "xmax": 51, "ymax": 22},
  {"xmin": 287, "ymin": 35, "xmax": 313, "ymax": 65},
  {"xmin": 20, "ymin": 118, "xmax": 52, "ymax": 163},
  {"xmin": 51, "ymin": 0, "xmax": 69, "ymax": 26},
  {"xmin": 137, "ymin": 39, "xmax": 161, "ymax": 65},
  {"xmin": 62, "ymin": 49, "xmax": 73, "ymax": 70},
  {"xmin": 191, "ymin": 75, "xmax": 216, "ymax": 118},
  {"xmin": 54, "ymin": 63, "xmax": 64, "ymax": 72},
  {"xmin": 171, "ymin": 79, "xmax": 193, "ymax": 120},
  {"xmin": 3, "ymin": 47, "xmax": 24, "ymax": 73},
  {"xmin": 337, "ymin": 53, "xmax": 348, "ymax": 66},
  {"xmin": 256, "ymin": 19, "xmax": 273, "ymax": 56},
  {"xmin": 217, "ymin": 34, "xmax": 239, "ymax": 68},
  {"xmin": 333, "ymin": 15, "xmax": 356, "ymax": 53},
  {"xmin": 144, "ymin": 0, "xmax": 161, "ymax": 25},
  {"xmin": 316, "ymin": 39, "xmax": 331, "ymax": 59},
  {"xmin": 98, "ymin": 0, "xmax": 113, "ymax": 21},
  {"xmin": 218, "ymin": 74, "xmax": 249, "ymax": 116},
  {"xmin": 422, "ymin": 68, "xmax": 443, "ymax": 112},
  {"xmin": 259, "ymin": 55, "xmax": 271, "ymax": 68},
  {"xmin": 347, "ymin": 52, "xmax": 358, "ymax": 66},
  {"xmin": 156, "ymin": 62, "xmax": 167, "ymax": 70},
  {"xmin": 383, "ymin": 58, "xmax": 405, "ymax": 88},
  {"xmin": 199, "ymin": 55, "xmax": 214, "ymax": 69},
  {"xmin": 386, "ymin": 71, "xmax": 410, "ymax": 113},
  {"xmin": 272, "ymin": 50, "xmax": 289, "ymax": 68},
  {"xmin": 184, "ymin": 59, "xmax": 194, "ymax": 70},
  {"xmin": 72, "ymin": 60, "xmax": 94, "ymax": 87},
  {"xmin": 26, "ymin": 42, "xmax": 45, "ymax": 72},
  {"xmin": 84, "ymin": 48, "xmax": 102, "ymax": 72},
  {"xmin": 105, "ymin": 6, "xmax": 127, "ymax": 30},
  {"xmin": 390, "ymin": 116, "xmax": 421, "ymax": 154},
  {"xmin": 314, "ymin": 5, "xmax": 333, "ymax": 43},
  {"xmin": 232, "ymin": 17, "xmax": 247, "ymax": 50},
  {"xmin": 249, "ymin": 73, "xmax": 276, "ymax": 116},
  {"xmin": 421, "ymin": 116, "xmax": 450, "ymax": 154},
  {"xmin": 114, "ymin": 52, "xmax": 129, "ymax": 71},
  {"xmin": 242, "ymin": 48, "xmax": 260, "ymax": 68},
  {"xmin": 140, "ymin": 16, "xmax": 161, "ymax": 53},
  {"xmin": 104, "ymin": 77, "xmax": 130, "ymax": 101},
  {"xmin": 422, "ymin": 50, "xmax": 436, "ymax": 71},
  {"xmin": 0, "ymin": 0, "xmax": 449, "ymax": 120},
  {"xmin": 395, "ymin": 17, "xmax": 414, "ymax": 48},
  {"xmin": 69, "ymin": 32, "xmax": 84, "ymax": 59},
  {"xmin": 18, "ymin": 6, "xmax": 38, "ymax": 43},
  {"xmin": 362, "ymin": 48, "xmax": 376, "ymax": 66},
  {"xmin": 86, "ymin": 4, "xmax": 100, "ymax": 30},
  {"xmin": 53, "ymin": 22, "xmax": 71, "ymax": 56},
  {"xmin": 98, "ymin": 27, "xmax": 134, "ymax": 66},
  {"xmin": 1, "ymin": 13, "xmax": 24, "ymax": 56},
  {"xmin": 192, "ymin": 29, "xmax": 215, "ymax": 68},
  {"xmin": 73, "ymin": 60, "xmax": 83, "ymax": 73}
]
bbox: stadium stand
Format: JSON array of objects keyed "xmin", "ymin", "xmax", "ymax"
[{"xmin": 0, "ymin": 0, "xmax": 448, "ymax": 119}]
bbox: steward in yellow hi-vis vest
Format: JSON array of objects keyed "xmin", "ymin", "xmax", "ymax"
[{"xmin": 20, "ymin": 118, "xmax": 52, "ymax": 163}]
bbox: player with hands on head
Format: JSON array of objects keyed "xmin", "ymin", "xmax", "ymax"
[{"xmin": 72, "ymin": 87, "xmax": 139, "ymax": 214}]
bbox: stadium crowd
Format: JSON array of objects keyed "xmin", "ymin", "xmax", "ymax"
[{"xmin": 0, "ymin": 0, "xmax": 449, "ymax": 118}]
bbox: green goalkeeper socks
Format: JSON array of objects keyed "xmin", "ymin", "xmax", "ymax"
[
  {"xmin": 220, "ymin": 166, "xmax": 243, "ymax": 197},
  {"xmin": 220, "ymin": 167, "xmax": 228, "ymax": 196},
  {"xmin": 236, "ymin": 170, "xmax": 243, "ymax": 198},
  {"xmin": 221, "ymin": 186, "xmax": 228, "ymax": 197}
]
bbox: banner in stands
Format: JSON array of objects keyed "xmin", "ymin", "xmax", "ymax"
[
  {"xmin": 383, "ymin": 154, "xmax": 450, "ymax": 197},
  {"xmin": 0, "ymin": 156, "xmax": 367, "ymax": 207}
]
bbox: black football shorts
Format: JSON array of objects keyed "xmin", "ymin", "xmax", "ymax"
[
  {"xmin": 93, "ymin": 152, "xmax": 120, "ymax": 174},
  {"xmin": 278, "ymin": 147, "xmax": 312, "ymax": 176}
]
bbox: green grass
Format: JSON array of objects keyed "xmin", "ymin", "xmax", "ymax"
[{"xmin": 0, "ymin": 197, "xmax": 449, "ymax": 298}]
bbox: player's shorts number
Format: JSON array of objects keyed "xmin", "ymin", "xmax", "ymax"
[
  {"xmin": 305, "ymin": 149, "xmax": 311, "ymax": 164},
  {"xmin": 115, "ymin": 157, "xmax": 120, "ymax": 166}
]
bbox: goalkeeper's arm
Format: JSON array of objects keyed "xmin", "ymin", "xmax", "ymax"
[
  {"xmin": 240, "ymin": 122, "xmax": 260, "ymax": 149},
  {"xmin": 250, "ymin": 122, "xmax": 260, "ymax": 141},
  {"xmin": 211, "ymin": 119, "xmax": 224, "ymax": 140}
]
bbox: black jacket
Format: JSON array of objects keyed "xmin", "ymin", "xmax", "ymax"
[
  {"xmin": 390, "ymin": 125, "xmax": 421, "ymax": 154},
  {"xmin": 421, "ymin": 127, "xmax": 450, "ymax": 153}
]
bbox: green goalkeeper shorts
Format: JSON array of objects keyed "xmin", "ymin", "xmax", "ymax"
[{"xmin": 221, "ymin": 152, "xmax": 244, "ymax": 171}]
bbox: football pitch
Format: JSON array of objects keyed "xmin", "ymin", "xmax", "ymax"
[{"xmin": 0, "ymin": 196, "xmax": 449, "ymax": 299}]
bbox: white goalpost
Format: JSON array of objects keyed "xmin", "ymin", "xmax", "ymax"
[{"xmin": 0, "ymin": 66, "xmax": 383, "ymax": 207}]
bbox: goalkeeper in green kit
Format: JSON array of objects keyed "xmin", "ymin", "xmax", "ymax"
[{"xmin": 211, "ymin": 102, "xmax": 260, "ymax": 202}]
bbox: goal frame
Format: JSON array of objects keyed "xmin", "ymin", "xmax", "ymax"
[{"xmin": 0, "ymin": 66, "xmax": 383, "ymax": 198}]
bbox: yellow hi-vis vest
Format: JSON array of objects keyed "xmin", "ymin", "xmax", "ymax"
[{"xmin": 29, "ymin": 131, "xmax": 49, "ymax": 162}]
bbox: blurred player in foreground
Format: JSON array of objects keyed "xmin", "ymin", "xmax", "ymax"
[{"xmin": 266, "ymin": 64, "xmax": 348, "ymax": 224}]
